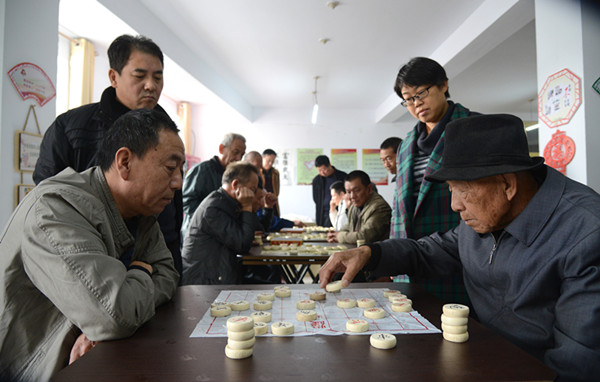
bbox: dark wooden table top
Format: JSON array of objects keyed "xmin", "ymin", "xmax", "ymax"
[{"xmin": 53, "ymin": 283, "xmax": 556, "ymax": 382}]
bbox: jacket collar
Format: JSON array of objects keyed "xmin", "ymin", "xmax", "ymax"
[
  {"xmin": 504, "ymin": 166, "xmax": 562, "ymax": 247},
  {"xmin": 99, "ymin": 86, "xmax": 168, "ymax": 126},
  {"xmin": 91, "ymin": 167, "xmax": 135, "ymax": 252}
]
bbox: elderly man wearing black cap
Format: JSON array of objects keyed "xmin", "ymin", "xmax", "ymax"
[{"xmin": 319, "ymin": 114, "xmax": 600, "ymax": 382}]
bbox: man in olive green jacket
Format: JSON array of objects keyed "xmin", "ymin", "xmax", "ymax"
[
  {"xmin": 327, "ymin": 170, "xmax": 392, "ymax": 245},
  {"xmin": 0, "ymin": 109, "xmax": 182, "ymax": 381}
]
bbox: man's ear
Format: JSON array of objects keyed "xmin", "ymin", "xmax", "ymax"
[
  {"xmin": 114, "ymin": 147, "xmax": 134, "ymax": 180},
  {"xmin": 218, "ymin": 144, "xmax": 225, "ymax": 155},
  {"xmin": 230, "ymin": 179, "xmax": 240, "ymax": 190},
  {"xmin": 502, "ymin": 174, "xmax": 518, "ymax": 201},
  {"xmin": 108, "ymin": 68, "xmax": 118, "ymax": 88}
]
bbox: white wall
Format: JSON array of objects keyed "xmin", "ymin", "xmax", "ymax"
[
  {"xmin": 0, "ymin": 0, "xmax": 59, "ymax": 228},
  {"xmin": 190, "ymin": 104, "xmax": 412, "ymax": 221}
]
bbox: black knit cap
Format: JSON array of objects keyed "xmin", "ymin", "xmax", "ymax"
[{"xmin": 425, "ymin": 114, "xmax": 545, "ymax": 183}]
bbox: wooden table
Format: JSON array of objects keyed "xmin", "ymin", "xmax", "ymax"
[
  {"xmin": 53, "ymin": 283, "xmax": 555, "ymax": 382},
  {"xmin": 242, "ymin": 242, "xmax": 350, "ymax": 284}
]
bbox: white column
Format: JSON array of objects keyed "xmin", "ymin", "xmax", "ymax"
[
  {"xmin": 0, "ymin": 0, "xmax": 60, "ymax": 227},
  {"xmin": 535, "ymin": 0, "xmax": 600, "ymax": 191}
]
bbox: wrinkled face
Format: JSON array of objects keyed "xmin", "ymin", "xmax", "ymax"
[
  {"xmin": 110, "ymin": 50, "xmax": 163, "ymax": 110},
  {"xmin": 330, "ymin": 189, "xmax": 344, "ymax": 206},
  {"xmin": 126, "ymin": 130, "xmax": 185, "ymax": 216},
  {"xmin": 221, "ymin": 139, "xmax": 246, "ymax": 166},
  {"xmin": 344, "ymin": 178, "xmax": 372, "ymax": 208},
  {"xmin": 317, "ymin": 165, "xmax": 334, "ymax": 177},
  {"xmin": 401, "ymin": 83, "xmax": 448, "ymax": 127},
  {"xmin": 448, "ymin": 176, "xmax": 512, "ymax": 234},
  {"xmin": 380, "ymin": 147, "xmax": 397, "ymax": 175},
  {"xmin": 263, "ymin": 154, "xmax": 276, "ymax": 171}
]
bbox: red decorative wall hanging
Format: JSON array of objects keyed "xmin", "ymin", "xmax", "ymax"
[{"xmin": 543, "ymin": 130, "xmax": 575, "ymax": 175}]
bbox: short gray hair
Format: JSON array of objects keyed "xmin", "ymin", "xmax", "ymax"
[
  {"xmin": 222, "ymin": 133, "xmax": 246, "ymax": 147},
  {"xmin": 222, "ymin": 162, "xmax": 259, "ymax": 186}
]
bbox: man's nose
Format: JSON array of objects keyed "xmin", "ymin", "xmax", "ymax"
[
  {"xmin": 450, "ymin": 193, "xmax": 463, "ymax": 212},
  {"xmin": 171, "ymin": 171, "xmax": 183, "ymax": 190},
  {"xmin": 144, "ymin": 78, "xmax": 157, "ymax": 91}
]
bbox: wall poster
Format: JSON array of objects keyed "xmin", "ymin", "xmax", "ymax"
[
  {"xmin": 537, "ymin": 68, "xmax": 581, "ymax": 128},
  {"xmin": 296, "ymin": 148, "xmax": 323, "ymax": 185},
  {"xmin": 362, "ymin": 149, "xmax": 388, "ymax": 185},
  {"xmin": 330, "ymin": 149, "xmax": 357, "ymax": 174}
]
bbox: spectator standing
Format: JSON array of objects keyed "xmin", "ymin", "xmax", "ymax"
[
  {"xmin": 390, "ymin": 57, "xmax": 478, "ymax": 305},
  {"xmin": 32, "ymin": 34, "xmax": 184, "ymax": 275},
  {"xmin": 262, "ymin": 148, "xmax": 281, "ymax": 216},
  {"xmin": 181, "ymin": 133, "xmax": 246, "ymax": 237},
  {"xmin": 312, "ymin": 155, "xmax": 347, "ymax": 227},
  {"xmin": 379, "ymin": 137, "xmax": 402, "ymax": 183}
]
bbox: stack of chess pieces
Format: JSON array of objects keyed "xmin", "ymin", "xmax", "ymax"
[
  {"xmin": 225, "ymin": 316, "xmax": 256, "ymax": 359},
  {"xmin": 441, "ymin": 303, "xmax": 469, "ymax": 343}
]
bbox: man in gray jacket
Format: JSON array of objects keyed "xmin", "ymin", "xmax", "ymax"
[
  {"xmin": 0, "ymin": 109, "xmax": 182, "ymax": 381},
  {"xmin": 181, "ymin": 162, "xmax": 260, "ymax": 285}
]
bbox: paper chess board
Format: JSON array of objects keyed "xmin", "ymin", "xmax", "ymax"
[{"xmin": 190, "ymin": 288, "xmax": 441, "ymax": 338}]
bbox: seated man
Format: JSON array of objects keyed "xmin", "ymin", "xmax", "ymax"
[
  {"xmin": 181, "ymin": 162, "xmax": 260, "ymax": 285},
  {"xmin": 329, "ymin": 180, "xmax": 350, "ymax": 231},
  {"xmin": 327, "ymin": 170, "xmax": 391, "ymax": 244},
  {"xmin": 0, "ymin": 109, "xmax": 182, "ymax": 381},
  {"xmin": 319, "ymin": 114, "xmax": 600, "ymax": 382}
]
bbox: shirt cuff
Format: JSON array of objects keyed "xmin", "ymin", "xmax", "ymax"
[{"xmin": 129, "ymin": 265, "xmax": 152, "ymax": 278}]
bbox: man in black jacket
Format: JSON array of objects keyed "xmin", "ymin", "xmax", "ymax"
[
  {"xmin": 312, "ymin": 155, "xmax": 347, "ymax": 227},
  {"xmin": 33, "ymin": 35, "xmax": 184, "ymax": 275},
  {"xmin": 181, "ymin": 162, "xmax": 260, "ymax": 285}
]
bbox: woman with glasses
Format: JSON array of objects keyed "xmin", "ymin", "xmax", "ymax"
[{"xmin": 390, "ymin": 57, "xmax": 478, "ymax": 307}]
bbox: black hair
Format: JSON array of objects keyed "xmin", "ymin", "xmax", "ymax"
[
  {"xmin": 393, "ymin": 57, "xmax": 450, "ymax": 99},
  {"xmin": 108, "ymin": 34, "xmax": 164, "ymax": 74},
  {"xmin": 380, "ymin": 137, "xmax": 403, "ymax": 152},
  {"xmin": 345, "ymin": 170, "xmax": 371, "ymax": 187},
  {"xmin": 330, "ymin": 180, "xmax": 346, "ymax": 194},
  {"xmin": 222, "ymin": 162, "xmax": 260, "ymax": 186},
  {"xmin": 97, "ymin": 109, "xmax": 178, "ymax": 171},
  {"xmin": 262, "ymin": 148, "xmax": 277, "ymax": 156},
  {"xmin": 315, "ymin": 155, "xmax": 330, "ymax": 167}
]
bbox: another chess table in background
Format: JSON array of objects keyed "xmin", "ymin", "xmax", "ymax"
[{"xmin": 242, "ymin": 242, "xmax": 352, "ymax": 284}]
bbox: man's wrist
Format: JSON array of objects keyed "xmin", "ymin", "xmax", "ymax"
[
  {"xmin": 363, "ymin": 244, "xmax": 381, "ymax": 271},
  {"xmin": 129, "ymin": 265, "xmax": 152, "ymax": 277}
]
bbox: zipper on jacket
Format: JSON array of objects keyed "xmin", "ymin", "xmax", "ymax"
[{"xmin": 489, "ymin": 231, "xmax": 506, "ymax": 264}]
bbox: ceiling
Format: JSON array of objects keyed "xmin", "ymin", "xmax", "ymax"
[{"xmin": 59, "ymin": 0, "xmax": 539, "ymax": 123}]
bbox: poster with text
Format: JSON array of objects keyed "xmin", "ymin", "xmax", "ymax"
[
  {"xmin": 363, "ymin": 149, "xmax": 388, "ymax": 185},
  {"xmin": 276, "ymin": 149, "xmax": 295, "ymax": 186},
  {"xmin": 297, "ymin": 148, "xmax": 323, "ymax": 185},
  {"xmin": 331, "ymin": 149, "xmax": 357, "ymax": 174}
]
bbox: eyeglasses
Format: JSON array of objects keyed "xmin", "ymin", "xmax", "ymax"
[{"xmin": 400, "ymin": 86, "xmax": 432, "ymax": 107}]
